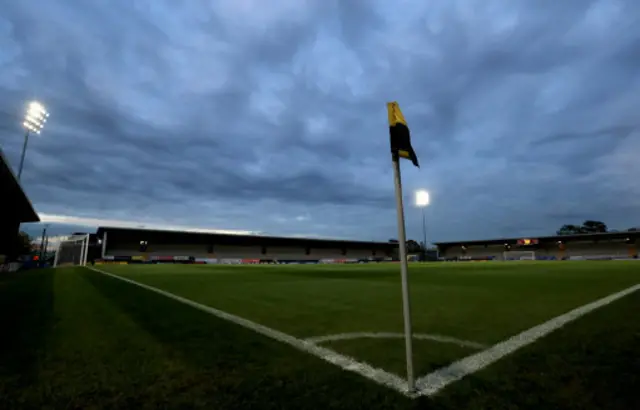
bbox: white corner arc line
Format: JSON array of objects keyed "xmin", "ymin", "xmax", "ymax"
[
  {"xmin": 416, "ymin": 283, "xmax": 640, "ymax": 397},
  {"xmin": 86, "ymin": 267, "xmax": 412, "ymax": 396},
  {"xmin": 306, "ymin": 332, "xmax": 486, "ymax": 349}
]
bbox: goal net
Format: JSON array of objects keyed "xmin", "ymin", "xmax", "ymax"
[
  {"xmin": 54, "ymin": 234, "xmax": 90, "ymax": 267},
  {"xmin": 503, "ymin": 251, "xmax": 536, "ymax": 261}
]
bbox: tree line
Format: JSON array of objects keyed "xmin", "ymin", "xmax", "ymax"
[{"xmin": 556, "ymin": 220, "xmax": 638, "ymax": 235}]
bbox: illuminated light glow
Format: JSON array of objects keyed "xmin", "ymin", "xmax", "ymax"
[
  {"xmin": 25, "ymin": 116, "xmax": 43, "ymax": 126},
  {"xmin": 415, "ymin": 190, "xmax": 430, "ymax": 207},
  {"xmin": 28, "ymin": 106, "xmax": 46, "ymax": 115},
  {"xmin": 23, "ymin": 100, "xmax": 49, "ymax": 133},
  {"xmin": 29, "ymin": 101, "xmax": 45, "ymax": 112}
]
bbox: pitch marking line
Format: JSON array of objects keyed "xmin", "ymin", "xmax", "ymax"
[
  {"xmin": 306, "ymin": 332, "xmax": 486, "ymax": 349},
  {"xmin": 86, "ymin": 267, "xmax": 412, "ymax": 396},
  {"xmin": 415, "ymin": 283, "xmax": 640, "ymax": 397}
]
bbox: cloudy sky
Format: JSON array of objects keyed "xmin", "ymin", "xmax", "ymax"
[{"xmin": 2, "ymin": 0, "xmax": 639, "ymax": 243}]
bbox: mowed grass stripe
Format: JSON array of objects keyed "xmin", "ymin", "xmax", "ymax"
[
  {"xmin": 37, "ymin": 268, "xmax": 201, "ymax": 408},
  {"xmin": 1, "ymin": 268, "xmax": 414, "ymax": 409}
]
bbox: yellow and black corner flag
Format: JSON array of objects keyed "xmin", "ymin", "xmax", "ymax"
[{"xmin": 387, "ymin": 102, "xmax": 419, "ymax": 168}]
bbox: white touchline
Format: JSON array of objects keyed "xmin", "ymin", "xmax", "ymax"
[
  {"xmin": 86, "ymin": 267, "xmax": 412, "ymax": 396},
  {"xmin": 415, "ymin": 283, "xmax": 640, "ymax": 397},
  {"xmin": 306, "ymin": 332, "xmax": 487, "ymax": 350}
]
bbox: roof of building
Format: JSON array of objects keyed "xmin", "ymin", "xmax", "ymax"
[
  {"xmin": 435, "ymin": 231, "xmax": 640, "ymax": 247},
  {"xmin": 96, "ymin": 226, "xmax": 397, "ymax": 249},
  {"xmin": 0, "ymin": 149, "xmax": 39, "ymax": 223}
]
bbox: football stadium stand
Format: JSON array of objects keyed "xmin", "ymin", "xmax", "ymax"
[
  {"xmin": 436, "ymin": 231, "xmax": 640, "ymax": 261},
  {"xmin": 0, "ymin": 149, "xmax": 39, "ymax": 268},
  {"xmin": 74, "ymin": 226, "xmax": 398, "ymax": 265}
]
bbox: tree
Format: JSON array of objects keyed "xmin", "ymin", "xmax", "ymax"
[
  {"xmin": 4, "ymin": 231, "xmax": 33, "ymax": 261},
  {"xmin": 556, "ymin": 221, "xmax": 607, "ymax": 235},
  {"xmin": 581, "ymin": 220, "xmax": 607, "ymax": 233},
  {"xmin": 556, "ymin": 224, "xmax": 582, "ymax": 235}
]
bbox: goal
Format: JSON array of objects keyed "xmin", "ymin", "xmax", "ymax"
[
  {"xmin": 503, "ymin": 251, "xmax": 536, "ymax": 261},
  {"xmin": 54, "ymin": 234, "xmax": 90, "ymax": 267}
]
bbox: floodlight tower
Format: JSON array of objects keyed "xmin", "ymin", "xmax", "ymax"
[
  {"xmin": 18, "ymin": 101, "xmax": 49, "ymax": 180},
  {"xmin": 415, "ymin": 190, "xmax": 430, "ymax": 256}
]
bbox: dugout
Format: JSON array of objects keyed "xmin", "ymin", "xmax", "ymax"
[
  {"xmin": 96, "ymin": 226, "xmax": 397, "ymax": 262},
  {"xmin": 0, "ymin": 149, "xmax": 39, "ymax": 262},
  {"xmin": 436, "ymin": 231, "xmax": 640, "ymax": 261}
]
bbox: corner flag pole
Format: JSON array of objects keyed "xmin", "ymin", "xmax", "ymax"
[{"xmin": 391, "ymin": 152, "xmax": 415, "ymax": 392}]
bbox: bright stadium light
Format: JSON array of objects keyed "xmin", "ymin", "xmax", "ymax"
[
  {"xmin": 415, "ymin": 190, "xmax": 430, "ymax": 207},
  {"xmin": 415, "ymin": 190, "xmax": 430, "ymax": 257},
  {"xmin": 18, "ymin": 100, "xmax": 49, "ymax": 180}
]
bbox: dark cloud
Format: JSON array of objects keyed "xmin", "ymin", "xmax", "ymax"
[{"xmin": 2, "ymin": 0, "xmax": 640, "ymax": 243}]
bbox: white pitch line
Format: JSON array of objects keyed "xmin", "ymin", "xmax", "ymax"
[
  {"xmin": 416, "ymin": 283, "xmax": 640, "ymax": 397},
  {"xmin": 86, "ymin": 267, "xmax": 411, "ymax": 396},
  {"xmin": 306, "ymin": 332, "xmax": 486, "ymax": 350}
]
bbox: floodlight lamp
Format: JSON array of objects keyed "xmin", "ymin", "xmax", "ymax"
[
  {"xmin": 415, "ymin": 190, "xmax": 430, "ymax": 207},
  {"xmin": 24, "ymin": 101, "xmax": 48, "ymax": 133},
  {"xmin": 25, "ymin": 115, "xmax": 42, "ymax": 126},
  {"xmin": 29, "ymin": 101, "xmax": 44, "ymax": 112}
]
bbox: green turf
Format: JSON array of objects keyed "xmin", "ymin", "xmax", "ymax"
[
  {"xmin": 0, "ymin": 261, "xmax": 638, "ymax": 409},
  {"xmin": 0, "ymin": 268, "xmax": 413, "ymax": 409},
  {"xmin": 101, "ymin": 261, "xmax": 639, "ymax": 344},
  {"xmin": 322, "ymin": 337, "xmax": 479, "ymax": 377},
  {"xmin": 430, "ymin": 289, "xmax": 640, "ymax": 410}
]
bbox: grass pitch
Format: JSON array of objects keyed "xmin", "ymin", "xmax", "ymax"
[{"xmin": 1, "ymin": 261, "xmax": 638, "ymax": 409}]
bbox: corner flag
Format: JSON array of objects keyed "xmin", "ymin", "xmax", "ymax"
[
  {"xmin": 387, "ymin": 102, "xmax": 419, "ymax": 168},
  {"xmin": 386, "ymin": 101, "xmax": 418, "ymax": 393}
]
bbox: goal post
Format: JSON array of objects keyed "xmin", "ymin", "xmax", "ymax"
[
  {"xmin": 503, "ymin": 251, "xmax": 536, "ymax": 261},
  {"xmin": 54, "ymin": 234, "xmax": 90, "ymax": 267}
]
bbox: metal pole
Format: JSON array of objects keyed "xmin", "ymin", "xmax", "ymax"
[
  {"xmin": 79, "ymin": 237, "xmax": 85, "ymax": 266},
  {"xmin": 53, "ymin": 244, "xmax": 60, "ymax": 268},
  {"xmin": 18, "ymin": 130, "xmax": 30, "ymax": 180},
  {"xmin": 44, "ymin": 234, "xmax": 49, "ymax": 264},
  {"xmin": 421, "ymin": 207, "xmax": 428, "ymax": 259},
  {"xmin": 83, "ymin": 234, "xmax": 90, "ymax": 266},
  {"xmin": 101, "ymin": 232, "xmax": 108, "ymax": 259},
  {"xmin": 39, "ymin": 226, "xmax": 47, "ymax": 267},
  {"xmin": 392, "ymin": 154, "xmax": 415, "ymax": 392}
]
